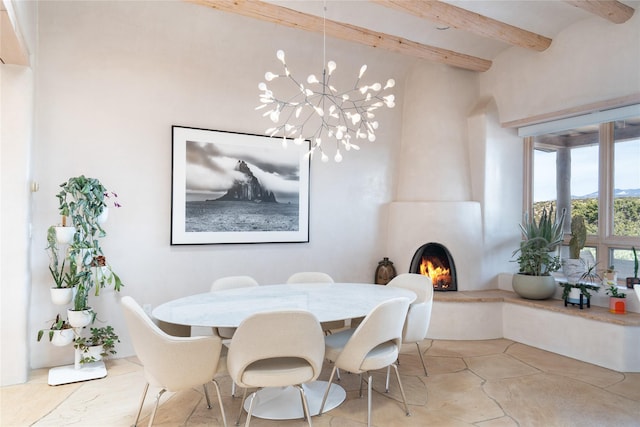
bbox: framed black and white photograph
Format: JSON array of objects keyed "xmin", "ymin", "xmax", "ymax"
[{"xmin": 171, "ymin": 126, "xmax": 310, "ymax": 245}]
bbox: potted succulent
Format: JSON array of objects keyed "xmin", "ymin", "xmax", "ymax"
[
  {"xmin": 563, "ymin": 214, "xmax": 587, "ymax": 282},
  {"xmin": 37, "ymin": 314, "xmax": 74, "ymax": 347},
  {"xmin": 606, "ymin": 284, "xmax": 627, "ymax": 314},
  {"xmin": 626, "ymin": 246, "xmax": 639, "ymax": 289},
  {"xmin": 74, "ymin": 325, "xmax": 119, "ymax": 364},
  {"xmin": 55, "ymin": 176, "xmax": 124, "ymax": 323},
  {"xmin": 512, "ymin": 207, "xmax": 565, "ymax": 300}
]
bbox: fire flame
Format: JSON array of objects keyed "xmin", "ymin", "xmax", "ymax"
[{"xmin": 420, "ymin": 257, "xmax": 451, "ymax": 288}]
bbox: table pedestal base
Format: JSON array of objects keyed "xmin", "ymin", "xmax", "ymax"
[{"xmin": 243, "ymin": 381, "xmax": 345, "ymax": 420}]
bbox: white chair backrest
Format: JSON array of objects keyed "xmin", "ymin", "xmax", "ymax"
[
  {"xmin": 286, "ymin": 271, "xmax": 334, "ymax": 284},
  {"xmin": 227, "ymin": 310, "xmax": 325, "ymax": 386},
  {"xmin": 387, "ymin": 273, "xmax": 432, "ymax": 303},
  {"xmin": 211, "ymin": 275, "xmax": 259, "ymax": 292},
  {"xmin": 635, "ymin": 285, "xmax": 640, "ymax": 303},
  {"xmin": 121, "ymin": 296, "xmax": 222, "ymax": 391},
  {"xmin": 335, "ymin": 297, "xmax": 410, "ymax": 373}
]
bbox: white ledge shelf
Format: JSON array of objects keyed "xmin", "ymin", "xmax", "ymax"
[{"xmin": 429, "ymin": 290, "xmax": 640, "ymax": 372}]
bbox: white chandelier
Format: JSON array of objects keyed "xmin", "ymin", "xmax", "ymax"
[{"xmin": 256, "ymin": 6, "xmax": 395, "ymax": 163}]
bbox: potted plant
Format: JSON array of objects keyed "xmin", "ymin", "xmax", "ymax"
[
  {"xmin": 626, "ymin": 246, "xmax": 639, "ymax": 289},
  {"xmin": 559, "ymin": 263, "xmax": 600, "ymax": 309},
  {"xmin": 562, "ymin": 214, "xmax": 587, "ymax": 282},
  {"xmin": 46, "ymin": 226, "xmax": 75, "ymax": 305},
  {"xmin": 37, "ymin": 314, "xmax": 74, "ymax": 347},
  {"xmin": 56, "ymin": 176, "xmax": 124, "ymax": 323},
  {"xmin": 74, "ymin": 325, "xmax": 119, "ymax": 364},
  {"xmin": 606, "ymin": 284, "xmax": 627, "ymax": 314},
  {"xmin": 512, "ymin": 207, "xmax": 565, "ymax": 300}
]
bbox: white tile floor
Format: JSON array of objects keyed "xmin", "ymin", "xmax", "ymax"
[{"xmin": 3, "ymin": 339, "xmax": 640, "ymax": 426}]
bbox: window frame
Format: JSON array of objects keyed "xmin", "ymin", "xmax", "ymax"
[{"xmin": 524, "ymin": 120, "xmax": 640, "ymax": 276}]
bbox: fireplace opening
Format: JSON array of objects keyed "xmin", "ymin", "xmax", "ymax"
[{"xmin": 409, "ymin": 242, "xmax": 457, "ymax": 291}]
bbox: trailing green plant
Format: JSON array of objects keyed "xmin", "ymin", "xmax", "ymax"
[
  {"xmin": 513, "ymin": 207, "xmax": 565, "ymax": 276},
  {"xmin": 37, "ymin": 314, "xmax": 72, "ymax": 342},
  {"xmin": 606, "ymin": 285, "xmax": 626, "ymax": 298},
  {"xmin": 55, "ymin": 176, "xmax": 124, "ymax": 311},
  {"xmin": 559, "ymin": 282, "xmax": 600, "ymax": 301},
  {"xmin": 569, "ymin": 214, "xmax": 587, "ymax": 259},
  {"xmin": 74, "ymin": 325, "xmax": 119, "ymax": 364}
]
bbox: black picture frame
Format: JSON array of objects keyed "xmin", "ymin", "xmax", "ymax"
[{"xmin": 171, "ymin": 126, "xmax": 310, "ymax": 244}]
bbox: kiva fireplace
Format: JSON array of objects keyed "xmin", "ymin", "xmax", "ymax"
[{"xmin": 409, "ymin": 242, "xmax": 457, "ymax": 291}]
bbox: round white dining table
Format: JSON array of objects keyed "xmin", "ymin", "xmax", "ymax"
[{"xmin": 152, "ymin": 282, "xmax": 416, "ymax": 420}]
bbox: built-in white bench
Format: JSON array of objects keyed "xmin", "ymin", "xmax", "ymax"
[{"xmin": 428, "ymin": 288, "xmax": 640, "ymax": 372}]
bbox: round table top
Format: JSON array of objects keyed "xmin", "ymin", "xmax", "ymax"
[{"xmin": 152, "ymin": 282, "xmax": 416, "ymax": 328}]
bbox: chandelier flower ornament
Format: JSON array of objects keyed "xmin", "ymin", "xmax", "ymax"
[{"xmin": 257, "ymin": 49, "xmax": 395, "ymax": 163}]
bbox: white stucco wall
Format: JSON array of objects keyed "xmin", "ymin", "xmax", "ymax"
[
  {"xmin": 27, "ymin": 1, "xmax": 412, "ymax": 369},
  {"xmin": 479, "ymin": 11, "xmax": 640, "ymax": 123},
  {"xmin": 3, "ymin": 0, "xmax": 639, "ymax": 381}
]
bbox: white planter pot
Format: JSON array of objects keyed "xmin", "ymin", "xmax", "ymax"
[
  {"xmin": 54, "ymin": 226, "xmax": 75, "ymax": 244},
  {"xmin": 97, "ymin": 207, "xmax": 109, "ymax": 225},
  {"xmin": 67, "ymin": 308, "xmax": 93, "ymax": 328},
  {"xmin": 50, "ymin": 287, "xmax": 74, "ymax": 305},
  {"xmin": 512, "ymin": 274, "xmax": 556, "ymax": 300},
  {"xmin": 603, "ymin": 272, "xmax": 618, "ymax": 286},
  {"xmin": 563, "ymin": 259, "xmax": 585, "ymax": 282},
  {"xmin": 51, "ymin": 329, "xmax": 75, "ymax": 347},
  {"xmin": 87, "ymin": 345, "xmax": 104, "ymax": 361}
]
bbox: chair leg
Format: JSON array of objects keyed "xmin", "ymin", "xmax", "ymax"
[
  {"xmin": 203, "ymin": 383, "xmax": 212, "ymax": 409},
  {"xmin": 211, "ymin": 379, "xmax": 228, "ymax": 427},
  {"xmin": 244, "ymin": 391, "xmax": 257, "ymax": 427},
  {"xmin": 367, "ymin": 373, "xmax": 373, "ymax": 427},
  {"xmin": 319, "ymin": 366, "xmax": 338, "ymax": 415},
  {"xmin": 390, "ymin": 363, "xmax": 411, "ymax": 416},
  {"xmin": 148, "ymin": 388, "xmax": 166, "ymax": 427},
  {"xmin": 416, "ymin": 342, "xmax": 428, "ymax": 376},
  {"xmin": 359, "ymin": 373, "xmax": 364, "ymax": 398},
  {"xmin": 235, "ymin": 387, "xmax": 249, "ymax": 426},
  {"xmin": 385, "ymin": 365, "xmax": 391, "ymax": 393},
  {"xmin": 295, "ymin": 384, "xmax": 313, "ymax": 427},
  {"xmin": 231, "ymin": 381, "xmax": 237, "ymax": 398},
  {"xmin": 133, "ymin": 382, "xmax": 150, "ymax": 427}
]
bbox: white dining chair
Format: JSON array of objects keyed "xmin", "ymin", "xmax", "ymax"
[
  {"xmin": 210, "ymin": 275, "xmax": 259, "ymax": 339},
  {"xmin": 319, "ymin": 297, "xmax": 411, "ymax": 427},
  {"xmin": 121, "ymin": 296, "xmax": 227, "ymax": 427},
  {"xmin": 386, "ymin": 273, "xmax": 434, "ymax": 378},
  {"xmin": 227, "ymin": 309, "xmax": 325, "ymax": 427},
  {"xmin": 286, "ymin": 271, "xmax": 345, "ymax": 333},
  {"xmin": 286, "ymin": 271, "xmax": 334, "ymax": 284},
  {"xmin": 634, "ymin": 285, "xmax": 640, "ymax": 303}
]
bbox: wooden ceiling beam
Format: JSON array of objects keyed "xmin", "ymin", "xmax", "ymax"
[
  {"xmin": 564, "ymin": 0, "xmax": 635, "ymax": 24},
  {"xmin": 186, "ymin": 0, "xmax": 492, "ymax": 72},
  {"xmin": 373, "ymin": 0, "xmax": 552, "ymax": 52}
]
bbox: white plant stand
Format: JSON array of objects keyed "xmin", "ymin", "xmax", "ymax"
[{"xmin": 48, "ymin": 344, "xmax": 107, "ymax": 386}]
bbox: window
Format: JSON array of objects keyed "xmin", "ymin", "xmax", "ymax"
[{"xmin": 524, "ymin": 110, "xmax": 640, "ymax": 281}]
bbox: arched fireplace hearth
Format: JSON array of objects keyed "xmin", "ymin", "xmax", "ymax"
[{"xmin": 409, "ymin": 242, "xmax": 457, "ymax": 291}]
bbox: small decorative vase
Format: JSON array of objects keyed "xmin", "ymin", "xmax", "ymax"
[
  {"xmin": 50, "ymin": 287, "xmax": 74, "ymax": 305},
  {"xmin": 609, "ymin": 297, "xmax": 626, "ymax": 314},
  {"xmin": 375, "ymin": 257, "xmax": 397, "ymax": 285},
  {"xmin": 512, "ymin": 274, "xmax": 556, "ymax": 300},
  {"xmin": 67, "ymin": 308, "xmax": 93, "ymax": 328},
  {"xmin": 51, "ymin": 329, "xmax": 75, "ymax": 347}
]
